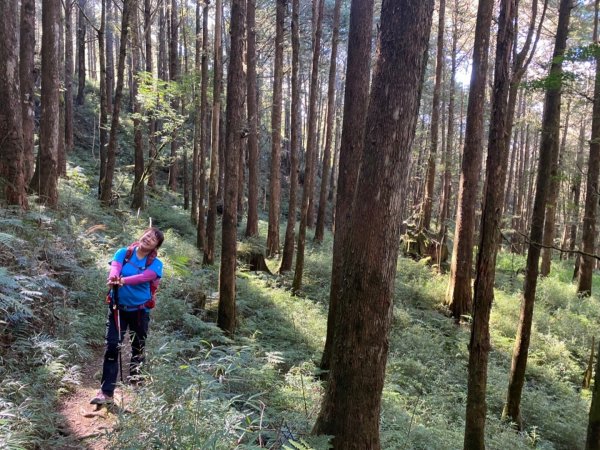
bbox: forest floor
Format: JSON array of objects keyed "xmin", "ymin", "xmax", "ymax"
[{"xmin": 56, "ymin": 347, "xmax": 134, "ymax": 449}]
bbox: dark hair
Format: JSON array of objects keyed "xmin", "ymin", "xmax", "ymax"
[{"xmin": 142, "ymin": 227, "xmax": 165, "ymax": 249}]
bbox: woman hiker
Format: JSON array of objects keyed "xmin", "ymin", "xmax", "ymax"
[{"xmin": 91, "ymin": 227, "xmax": 164, "ymax": 405}]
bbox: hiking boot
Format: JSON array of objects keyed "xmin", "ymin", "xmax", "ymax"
[{"xmin": 90, "ymin": 390, "xmax": 114, "ymax": 405}]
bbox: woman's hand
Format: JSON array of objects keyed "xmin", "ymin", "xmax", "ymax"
[{"xmin": 107, "ymin": 276, "xmax": 124, "ymax": 286}]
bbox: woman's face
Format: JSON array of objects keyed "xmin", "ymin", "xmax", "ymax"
[{"xmin": 139, "ymin": 231, "xmax": 159, "ymax": 251}]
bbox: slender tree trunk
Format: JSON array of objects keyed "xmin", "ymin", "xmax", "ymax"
[
  {"xmin": 192, "ymin": 0, "xmax": 202, "ymax": 223},
  {"xmin": 245, "ymin": 0, "xmax": 259, "ymax": 238},
  {"xmin": 578, "ymin": 0, "xmax": 600, "ymax": 295},
  {"xmin": 280, "ymin": 0, "xmax": 301, "ymax": 273},
  {"xmin": 131, "ymin": 6, "xmax": 145, "ymax": 210},
  {"xmin": 266, "ymin": 0, "xmax": 287, "ymax": 257},
  {"xmin": 97, "ymin": 0, "xmax": 108, "ymax": 198},
  {"xmin": 292, "ymin": 0, "xmax": 325, "ymax": 292},
  {"xmin": 319, "ymin": 0, "xmax": 375, "ymax": 373},
  {"xmin": 312, "ymin": 2, "xmax": 434, "ymax": 446},
  {"xmin": 57, "ymin": 7, "xmax": 67, "ymax": 178},
  {"xmin": 1, "ymin": 0, "xmax": 28, "ymax": 208},
  {"xmin": 144, "ymin": 0, "xmax": 156, "ymax": 190},
  {"xmin": 463, "ymin": 1, "xmax": 517, "ymax": 447},
  {"xmin": 204, "ymin": 0, "xmax": 223, "ymax": 265},
  {"xmin": 30, "ymin": 0, "xmax": 61, "ymax": 207},
  {"xmin": 218, "ymin": 0, "xmax": 246, "ymax": 334},
  {"xmin": 168, "ymin": 0, "xmax": 180, "ymax": 192},
  {"xmin": 76, "ymin": 0, "xmax": 86, "ymax": 105},
  {"xmin": 420, "ymin": 0, "xmax": 445, "ymax": 231},
  {"xmin": 438, "ymin": 0, "xmax": 458, "ymax": 239},
  {"xmin": 197, "ymin": 0, "xmax": 209, "ymax": 250},
  {"xmin": 541, "ymin": 97, "xmax": 570, "ymax": 275},
  {"xmin": 20, "ymin": 0, "xmax": 36, "ymax": 183},
  {"xmin": 106, "ymin": 0, "xmax": 114, "ymax": 112},
  {"xmin": 314, "ymin": 0, "xmax": 342, "ymax": 243},
  {"xmin": 445, "ymin": 0, "xmax": 494, "ymax": 321},
  {"xmin": 503, "ymin": 0, "xmax": 572, "ymax": 428},
  {"xmin": 569, "ymin": 117, "xmax": 586, "ymax": 257},
  {"xmin": 64, "ymin": 0, "xmax": 74, "ymax": 154},
  {"xmin": 100, "ymin": 0, "xmax": 133, "ymax": 206},
  {"xmin": 587, "ymin": 339, "xmax": 600, "ymax": 449}
]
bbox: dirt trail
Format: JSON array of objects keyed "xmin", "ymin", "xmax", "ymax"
[{"xmin": 56, "ymin": 349, "xmax": 133, "ymax": 449}]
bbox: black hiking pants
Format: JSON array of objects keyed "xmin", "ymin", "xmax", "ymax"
[{"xmin": 101, "ymin": 308, "xmax": 150, "ymax": 395}]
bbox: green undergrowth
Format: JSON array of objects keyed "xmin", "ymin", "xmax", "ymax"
[{"xmin": 2, "ymin": 147, "xmax": 599, "ymax": 448}]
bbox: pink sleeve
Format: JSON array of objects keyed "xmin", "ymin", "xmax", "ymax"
[
  {"xmin": 122, "ymin": 269, "xmax": 159, "ymax": 285},
  {"xmin": 108, "ymin": 261, "xmax": 123, "ymax": 279}
]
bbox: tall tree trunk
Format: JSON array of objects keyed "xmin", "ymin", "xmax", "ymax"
[
  {"xmin": 245, "ymin": 0, "xmax": 259, "ymax": 238},
  {"xmin": 218, "ymin": 0, "xmax": 246, "ymax": 334},
  {"xmin": 463, "ymin": 1, "xmax": 517, "ymax": 447},
  {"xmin": 569, "ymin": 117, "xmax": 586, "ymax": 257},
  {"xmin": 503, "ymin": 0, "xmax": 572, "ymax": 428},
  {"xmin": 204, "ymin": 0, "xmax": 223, "ymax": 265},
  {"xmin": 319, "ymin": 0, "xmax": 375, "ymax": 373},
  {"xmin": 100, "ymin": 0, "xmax": 133, "ymax": 206},
  {"xmin": 266, "ymin": 0, "xmax": 287, "ymax": 257},
  {"xmin": 578, "ymin": 0, "xmax": 600, "ymax": 295},
  {"xmin": 106, "ymin": 0, "xmax": 114, "ymax": 112},
  {"xmin": 20, "ymin": 0, "xmax": 36, "ymax": 183},
  {"xmin": 314, "ymin": 0, "xmax": 342, "ymax": 243},
  {"xmin": 168, "ymin": 0, "xmax": 180, "ymax": 192},
  {"xmin": 130, "ymin": 5, "xmax": 145, "ymax": 210},
  {"xmin": 1, "ymin": 0, "xmax": 28, "ymax": 209},
  {"xmin": 57, "ymin": 6, "xmax": 67, "ymax": 178},
  {"xmin": 192, "ymin": 0, "xmax": 202, "ymax": 223},
  {"xmin": 312, "ymin": 2, "xmax": 434, "ymax": 447},
  {"xmin": 144, "ymin": 0, "xmax": 156, "ymax": 190},
  {"xmin": 445, "ymin": 0, "xmax": 494, "ymax": 321},
  {"xmin": 541, "ymin": 97, "xmax": 570, "ymax": 275},
  {"xmin": 64, "ymin": 0, "xmax": 74, "ymax": 154},
  {"xmin": 420, "ymin": 0, "xmax": 445, "ymax": 231},
  {"xmin": 292, "ymin": 0, "xmax": 325, "ymax": 292},
  {"xmin": 97, "ymin": 0, "xmax": 108, "ymax": 198},
  {"xmin": 30, "ymin": 0, "xmax": 61, "ymax": 207},
  {"xmin": 587, "ymin": 339, "xmax": 600, "ymax": 449},
  {"xmin": 437, "ymin": 0, "xmax": 458, "ymax": 239},
  {"xmin": 196, "ymin": 0, "xmax": 209, "ymax": 250},
  {"xmin": 76, "ymin": 0, "xmax": 86, "ymax": 105},
  {"xmin": 280, "ymin": 0, "xmax": 301, "ymax": 273}
]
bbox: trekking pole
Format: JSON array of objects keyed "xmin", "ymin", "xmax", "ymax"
[{"xmin": 112, "ymin": 284, "xmax": 124, "ymax": 384}]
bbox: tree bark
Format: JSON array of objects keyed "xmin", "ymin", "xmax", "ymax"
[
  {"xmin": 97, "ymin": 0, "xmax": 108, "ymax": 199},
  {"xmin": 420, "ymin": 0, "xmax": 445, "ymax": 232},
  {"xmin": 503, "ymin": 0, "xmax": 572, "ymax": 428},
  {"xmin": 280, "ymin": 0, "xmax": 301, "ymax": 273},
  {"xmin": 0, "ymin": 0, "xmax": 28, "ymax": 208},
  {"xmin": 130, "ymin": 4, "xmax": 144, "ymax": 210},
  {"xmin": 445, "ymin": 0, "xmax": 494, "ymax": 322},
  {"xmin": 64, "ymin": 0, "xmax": 74, "ymax": 155},
  {"xmin": 314, "ymin": 0, "xmax": 342, "ymax": 243},
  {"xmin": 245, "ymin": 0, "xmax": 259, "ymax": 238},
  {"xmin": 30, "ymin": 0, "xmax": 61, "ymax": 207},
  {"xmin": 100, "ymin": 0, "xmax": 133, "ymax": 206},
  {"xmin": 292, "ymin": 0, "xmax": 325, "ymax": 292},
  {"xmin": 168, "ymin": 0, "xmax": 180, "ymax": 192},
  {"xmin": 106, "ymin": 0, "xmax": 114, "ymax": 112},
  {"xmin": 541, "ymin": 97, "xmax": 570, "ymax": 275},
  {"xmin": 319, "ymin": 0, "xmax": 375, "ymax": 373},
  {"xmin": 578, "ymin": 1, "xmax": 600, "ymax": 295},
  {"xmin": 197, "ymin": 0, "xmax": 210, "ymax": 250},
  {"xmin": 20, "ymin": 0, "xmax": 36, "ymax": 183},
  {"xmin": 76, "ymin": 0, "xmax": 86, "ymax": 105},
  {"xmin": 569, "ymin": 117, "xmax": 586, "ymax": 257},
  {"xmin": 312, "ymin": 2, "xmax": 433, "ymax": 447},
  {"xmin": 266, "ymin": 0, "xmax": 287, "ymax": 257},
  {"xmin": 463, "ymin": 1, "xmax": 517, "ymax": 447},
  {"xmin": 204, "ymin": 0, "xmax": 223, "ymax": 265},
  {"xmin": 218, "ymin": 0, "xmax": 246, "ymax": 334},
  {"xmin": 587, "ymin": 339, "xmax": 600, "ymax": 449}
]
